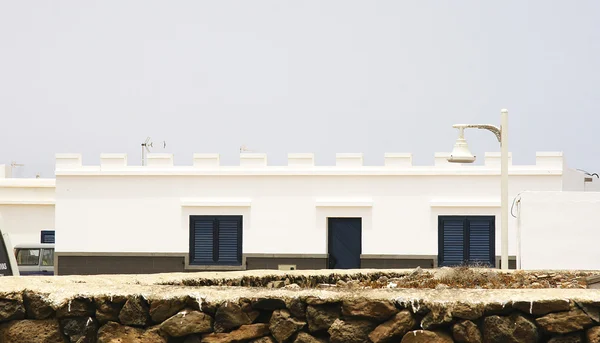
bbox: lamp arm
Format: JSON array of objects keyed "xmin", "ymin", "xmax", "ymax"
[{"xmin": 453, "ymin": 124, "xmax": 501, "ymax": 143}]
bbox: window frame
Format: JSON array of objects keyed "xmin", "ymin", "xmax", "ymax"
[
  {"xmin": 438, "ymin": 215, "xmax": 495, "ymax": 267},
  {"xmin": 41, "ymin": 230, "xmax": 55, "ymax": 244},
  {"xmin": 16, "ymin": 248, "xmax": 41, "ymax": 266},
  {"xmin": 189, "ymin": 215, "xmax": 243, "ymax": 266}
]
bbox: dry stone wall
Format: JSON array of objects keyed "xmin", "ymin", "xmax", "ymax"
[{"xmin": 2, "ymin": 290, "xmax": 600, "ymax": 343}]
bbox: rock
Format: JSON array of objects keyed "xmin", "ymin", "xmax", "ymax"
[
  {"xmin": 368, "ymin": 310, "xmax": 416, "ymax": 343},
  {"xmin": 306, "ymin": 304, "xmax": 341, "ymax": 332},
  {"xmin": 435, "ymin": 284, "xmax": 450, "ymax": 290},
  {"xmin": 342, "ymin": 298, "xmax": 398, "ymax": 322},
  {"xmin": 269, "ymin": 309, "xmax": 306, "ymax": 343},
  {"xmin": 0, "ymin": 292, "xmax": 26, "ymax": 322},
  {"xmin": 57, "ymin": 298, "xmax": 95, "ymax": 318},
  {"xmin": 587, "ymin": 326, "xmax": 600, "ymax": 343},
  {"xmin": 421, "ymin": 305, "xmax": 453, "ymax": 330},
  {"xmin": 483, "ymin": 314, "xmax": 538, "ymax": 343},
  {"xmin": 0, "ymin": 319, "xmax": 65, "ymax": 343},
  {"xmin": 328, "ymin": 318, "xmax": 376, "ymax": 343},
  {"xmin": 513, "ymin": 300, "xmax": 571, "ymax": 316},
  {"xmin": 161, "ymin": 309, "xmax": 213, "ymax": 337},
  {"xmin": 576, "ymin": 302, "xmax": 600, "ymax": 322},
  {"xmin": 293, "ymin": 332, "xmax": 327, "ymax": 343},
  {"xmin": 214, "ymin": 302, "xmax": 252, "ymax": 333},
  {"xmin": 547, "ymin": 333, "xmax": 583, "ymax": 343},
  {"xmin": 97, "ymin": 321, "xmax": 167, "ymax": 343},
  {"xmin": 201, "ymin": 323, "xmax": 270, "ymax": 343},
  {"xmin": 184, "ymin": 336, "xmax": 202, "ymax": 343},
  {"xmin": 61, "ymin": 317, "xmax": 98, "ymax": 343},
  {"xmin": 24, "ymin": 291, "xmax": 55, "ymax": 320},
  {"xmin": 453, "ymin": 320, "xmax": 482, "ymax": 343},
  {"xmin": 536, "ymin": 309, "xmax": 593, "ymax": 334},
  {"xmin": 250, "ymin": 337, "xmax": 276, "ymax": 343},
  {"xmin": 400, "ymin": 330, "xmax": 454, "ymax": 343},
  {"xmin": 119, "ymin": 296, "xmax": 150, "ymax": 327},
  {"xmin": 484, "ymin": 302, "xmax": 513, "ymax": 315},
  {"xmin": 94, "ymin": 296, "xmax": 126, "ymax": 324},
  {"xmin": 453, "ymin": 303, "xmax": 484, "ymax": 320},
  {"xmin": 149, "ymin": 298, "xmax": 187, "ymax": 323},
  {"xmin": 286, "ymin": 298, "xmax": 307, "ymax": 319},
  {"xmin": 305, "ymin": 297, "xmax": 333, "ymax": 306},
  {"xmin": 252, "ymin": 298, "xmax": 286, "ymax": 311},
  {"xmin": 284, "ymin": 284, "xmax": 301, "ymax": 290}
]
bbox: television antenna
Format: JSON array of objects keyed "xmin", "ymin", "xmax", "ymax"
[
  {"xmin": 141, "ymin": 137, "xmax": 167, "ymax": 166},
  {"xmin": 239, "ymin": 144, "xmax": 253, "ymax": 153},
  {"xmin": 10, "ymin": 161, "xmax": 24, "ymax": 176}
]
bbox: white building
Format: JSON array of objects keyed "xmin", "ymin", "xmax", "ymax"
[
  {"xmin": 2, "ymin": 151, "xmax": 597, "ymax": 275},
  {"xmin": 49, "ymin": 151, "xmax": 595, "ymax": 275}
]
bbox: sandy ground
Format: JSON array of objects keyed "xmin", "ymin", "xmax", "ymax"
[{"xmin": 1, "ymin": 269, "xmax": 600, "ymax": 307}]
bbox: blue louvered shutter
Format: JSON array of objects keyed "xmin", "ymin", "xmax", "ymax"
[
  {"xmin": 468, "ymin": 219, "xmax": 493, "ymax": 266},
  {"xmin": 193, "ymin": 218, "xmax": 214, "ymax": 264},
  {"xmin": 218, "ymin": 218, "xmax": 240, "ymax": 265},
  {"xmin": 441, "ymin": 219, "xmax": 465, "ymax": 266}
]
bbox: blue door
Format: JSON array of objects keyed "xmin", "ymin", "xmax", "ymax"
[{"xmin": 328, "ymin": 218, "xmax": 361, "ymax": 269}]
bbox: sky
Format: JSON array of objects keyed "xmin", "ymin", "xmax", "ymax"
[{"xmin": 0, "ymin": 1, "xmax": 599, "ymax": 178}]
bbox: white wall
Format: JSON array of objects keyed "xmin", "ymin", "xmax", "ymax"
[
  {"xmin": 0, "ymin": 177, "xmax": 55, "ymax": 247},
  {"xmin": 518, "ymin": 191, "xmax": 600, "ymax": 270},
  {"xmin": 55, "ymin": 152, "xmax": 566, "ymax": 261}
]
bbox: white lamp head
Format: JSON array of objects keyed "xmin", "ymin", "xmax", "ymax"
[{"xmin": 448, "ymin": 125, "xmax": 476, "ymax": 163}]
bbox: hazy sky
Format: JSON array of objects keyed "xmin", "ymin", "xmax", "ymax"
[{"xmin": 1, "ymin": 1, "xmax": 599, "ymax": 177}]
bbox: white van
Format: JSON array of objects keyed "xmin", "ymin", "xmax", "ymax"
[{"xmin": 13, "ymin": 243, "xmax": 54, "ymax": 275}]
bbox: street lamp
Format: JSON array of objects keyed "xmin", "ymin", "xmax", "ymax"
[{"xmin": 447, "ymin": 109, "xmax": 509, "ymax": 270}]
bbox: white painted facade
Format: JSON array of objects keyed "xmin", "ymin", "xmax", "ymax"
[
  {"xmin": 518, "ymin": 191, "xmax": 600, "ymax": 270},
  {"xmin": 52, "ymin": 151, "xmax": 587, "ymax": 268},
  {"xmin": 0, "ymin": 165, "xmax": 55, "ymax": 247}
]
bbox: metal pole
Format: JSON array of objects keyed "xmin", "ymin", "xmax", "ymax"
[
  {"xmin": 500, "ymin": 109, "xmax": 509, "ymax": 270},
  {"xmin": 141, "ymin": 144, "xmax": 145, "ymax": 166}
]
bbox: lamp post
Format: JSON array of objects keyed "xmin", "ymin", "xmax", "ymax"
[{"xmin": 447, "ymin": 109, "xmax": 509, "ymax": 270}]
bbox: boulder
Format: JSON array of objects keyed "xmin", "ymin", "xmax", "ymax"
[
  {"xmin": 547, "ymin": 333, "xmax": 583, "ymax": 343},
  {"xmin": 400, "ymin": 330, "xmax": 453, "ymax": 343},
  {"xmin": 483, "ymin": 314, "xmax": 539, "ymax": 343},
  {"xmin": 252, "ymin": 298, "xmax": 286, "ymax": 311},
  {"xmin": 587, "ymin": 326, "xmax": 600, "ymax": 343},
  {"xmin": 286, "ymin": 298, "xmax": 307, "ymax": 319},
  {"xmin": 97, "ymin": 321, "xmax": 167, "ymax": 343},
  {"xmin": 483, "ymin": 302, "xmax": 513, "ymax": 316},
  {"xmin": 269, "ymin": 309, "xmax": 306, "ymax": 343},
  {"xmin": 60, "ymin": 317, "xmax": 98, "ymax": 343},
  {"xmin": 149, "ymin": 298, "xmax": 187, "ymax": 323},
  {"xmin": 368, "ymin": 310, "xmax": 416, "ymax": 343},
  {"xmin": 421, "ymin": 305, "xmax": 453, "ymax": 330},
  {"xmin": 0, "ymin": 292, "xmax": 26, "ymax": 322},
  {"xmin": 342, "ymin": 298, "xmax": 398, "ymax": 322},
  {"xmin": 119, "ymin": 296, "xmax": 150, "ymax": 327},
  {"xmin": 513, "ymin": 300, "xmax": 571, "ymax": 316},
  {"xmin": 576, "ymin": 302, "xmax": 600, "ymax": 322},
  {"xmin": 94, "ymin": 296, "xmax": 127, "ymax": 324},
  {"xmin": 293, "ymin": 332, "xmax": 327, "ymax": 343},
  {"xmin": 452, "ymin": 320, "xmax": 482, "ymax": 343},
  {"xmin": 0, "ymin": 319, "xmax": 65, "ymax": 343},
  {"xmin": 214, "ymin": 302, "xmax": 252, "ymax": 333},
  {"xmin": 250, "ymin": 337, "xmax": 276, "ymax": 343},
  {"xmin": 328, "ymin": 318, "xmax": 376, "ymax": 343},
  {"xmin": 57, "ymin": 298, "xmax": 95, "ymax": 318},
  {"xmin": 453, "ymin": 303, "xmax": 485, "ymax": 320},
  {"xmin": 306, "ymin": 304, "xmax": 341, "ymax": 332},
  {"xmin": 160, "ymin": 309, "xmax": 213, "ymax": 337},
  {"xmin": 201, "ymin": 323, "xmax": 270, "ymax": 343},
  {"xmin": 24, "ymin": 291, "xmax": 55, "ymax": 320},
  {"xmin": 536, "ymin": 309, "xmax": 593, "ymax": 334}
]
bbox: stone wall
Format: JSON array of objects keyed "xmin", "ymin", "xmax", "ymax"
[{"xmin": 2, "ymin": 290, "xmax": 600, "ymax": 343}]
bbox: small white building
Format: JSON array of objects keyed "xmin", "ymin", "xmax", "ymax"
[{"xmin": 46, "ymin": 150, "xmax": 595, "ymax": 275}]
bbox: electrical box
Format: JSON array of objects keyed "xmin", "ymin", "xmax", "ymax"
[{"xmin": 278, "ymin": 264, "xmax": 296, "ymax": 271}]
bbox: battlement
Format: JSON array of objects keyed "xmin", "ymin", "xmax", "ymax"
[{"xmin": 54, "ymin": 152, "xmax": 565, "ymax": 176}]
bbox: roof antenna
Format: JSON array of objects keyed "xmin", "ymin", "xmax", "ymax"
[
  {"xmin": 239, "ymin": 144, "xmax": 253, "ymax": 153},
  {"xmin": 141, "ymin": 137, "xmax": 167, "ymax": 166},
  {"xmin": 10, "ymin": 161, "xmax": 24, "ymax": 177}
]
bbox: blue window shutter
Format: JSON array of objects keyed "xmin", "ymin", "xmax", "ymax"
[
  {"xmin": 441, "ymin": 219, "xmax": 465, "ymax": 266},
  {"xmin": 193, "ymin": 219, "xmax": 214, "ymax": 264},
  {"xmin": 41, "ymin": 230, "xmax": 55, "ymax": 244},
  {"xmin": 218, "ymin": 218, "xmax": 240, "ymax": 264},
  {"xmin": 468, "ymin": 219, "xmax": 493, "ymax": 266}
]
